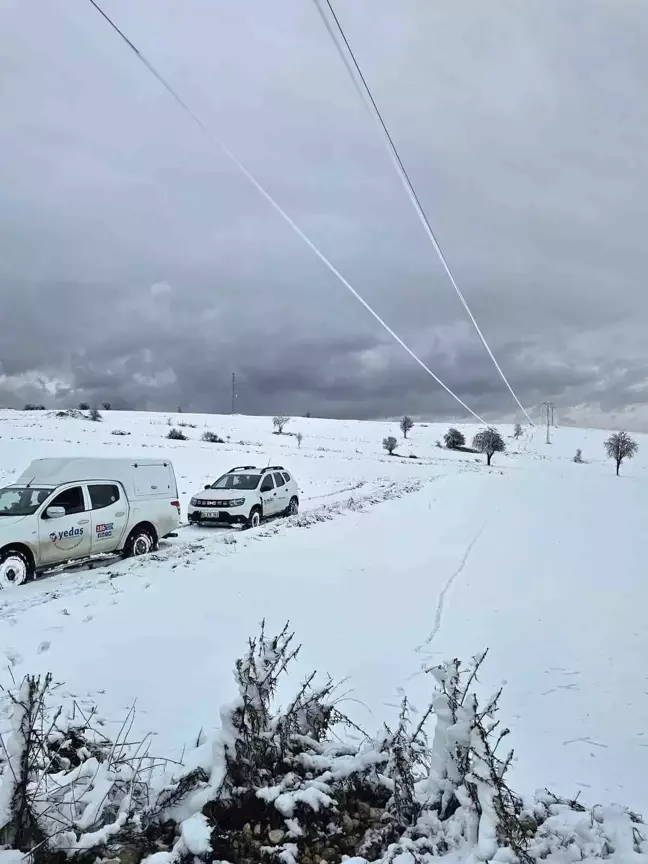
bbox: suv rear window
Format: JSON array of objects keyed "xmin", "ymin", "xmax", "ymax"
[
  {"xmin": 282, "ymin": 472, "xmax": 291, "ymax": 483},
  {"xmin": 273, "ymin": 472, "xmax": 286, "ymax": 487},
  {"xmin": 89, "ymin": 484, "xmax": 120, "ymax": 510}
]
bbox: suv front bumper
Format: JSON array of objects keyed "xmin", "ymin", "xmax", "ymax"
[{"xmin": 188, "ymin": 507, "xmax": 248, "ymax": 525}]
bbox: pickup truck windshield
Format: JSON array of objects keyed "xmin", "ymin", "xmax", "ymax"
[
  {"xmin": 210, "ymin": 474, "xmax": 260, "ymax": 490},
  {"xmin": 0, "ymin": 487, "xmax": 52, "ymax": 516}
]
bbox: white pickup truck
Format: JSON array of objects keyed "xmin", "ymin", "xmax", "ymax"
[{"xmin": 0, "ymin": 458, "xmax": 181, "ymax": 587}]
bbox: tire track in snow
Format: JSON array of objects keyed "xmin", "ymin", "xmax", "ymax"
[
  {"xmin": 0, "ymin": 478, "xmax": 428, "ymax": 619},
  {"xmin": 417, "ymin": 521, "xmax": 487, "ymax": 651}
]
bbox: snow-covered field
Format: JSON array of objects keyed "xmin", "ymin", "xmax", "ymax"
[{"xmin": 0, "ymin": 408, "xmax": 646, "ymax": 815}]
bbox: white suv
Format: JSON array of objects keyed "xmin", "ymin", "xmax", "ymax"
[{"xmin": 188, "ymin": 465, "xmax": 299, "ymax": 529}]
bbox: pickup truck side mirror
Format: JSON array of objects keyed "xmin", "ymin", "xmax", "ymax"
[{"xmin": 45, "ymin": 506, "xmax": 66, "ymax": 520}]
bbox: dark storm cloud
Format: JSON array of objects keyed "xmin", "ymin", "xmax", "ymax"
[{"xmin": 2, "ymin": 0, "xmax": 648, "ymax": 427}]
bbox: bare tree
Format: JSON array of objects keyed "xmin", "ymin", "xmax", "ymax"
[
  {"xmin": 89, "ymin": 406, "xmax": 102, "ymax": 422},
  {"xmin": 400, "ymin": 416, "xmax": 414, "ymax": 439},
  {"xmin": 78, "ymin": 402, "xmax": 89, "ymax": 411},
  {"xmin": 473, "ymin": 427, "xmax": 505, "ymax": 466},
  {"xmin": 296, "ymin": 431, "xmax": 303, "ymax": 448},
  {"xmin": 273, "ymin": 416, "xmax": 290, "ymax": 434},
  {"xmin": 604, "ymin": 430, "xmax": 638, "ymax": 476},
  {"xmin": 383, "ymin": 436, "xmax": 398, "ymax": 456},
  {"xmin": 102, "ymin": 402, "xmax": 111, "ymax": 410},
  {"xmin": 444, "ymin": 427, "xmax": 465, "ymax": 450},
  {"xmin": 513, "ymin": 423, "xmax": 523, "ymax": 439}
]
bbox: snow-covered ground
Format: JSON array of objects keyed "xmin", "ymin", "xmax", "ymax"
[{"xmin": 0, "ymin": 409, "xmax": 646, "ymax": 814}]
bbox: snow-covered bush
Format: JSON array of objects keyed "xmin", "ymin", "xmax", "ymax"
[
  {"xmin": 111, "ymin": 429, "xmax": 131, "ymax": 436},
  {"xmin": 296, "ymin": 431, "xmax": 303, "ymax": 448},
  {"xmin": 2, "ymin": 629, "xmax": 646, "ymax": 864},
  {"xmin": 383, "ymin": 436, "xmax": 398, "ymax": 455},
  {"xmin": 513, "ymin": 423, "xmax": 523, "ymax": 439},
  {"xmin": 473, "ymin": 427, "xmax": 505, "ymax": 466},
  {"xmin": 443, "ymin": 427, "xmax": 465, "ymax": 450},
  {"xmin": 573, "ymin": 448, "xmax": 584, "ymax": 463},
  {"xmin": 88, "ymin": 407, "xmax": 102, "ymax": 422},
  {"xmin": 167, "ymin": 427, "xmax": 188, "ymax": 441},
  {"xmin": 202, "ymin": 430, "xmax": 224, "ymax": 443},
  {"xmin": 604, "ymin": 430, "xmax": 638, "ymax": 476},
  {"xmin": 78, "ymin": 402, "xmax": 89, "ymax": 411}
]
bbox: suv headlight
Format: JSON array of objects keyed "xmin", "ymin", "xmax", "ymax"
[
  {"xmin": 228, "ymin": 498, "xmax": 245, "ymax": 507},
  {"xmin": 190, "ymin": 497, "xmax": 198, "ymax": 506}
]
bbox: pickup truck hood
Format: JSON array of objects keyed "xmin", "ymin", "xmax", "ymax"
[{"xmin": 194, "ymin": 490, "xmax": 249, "ymax": 502}]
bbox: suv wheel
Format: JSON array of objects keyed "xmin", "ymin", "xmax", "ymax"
[
  {"xmin": 0, "ymin": 549, "xmax": 33, "ymax": 588},
  {"xmin": 246, "ymin": 507, "xmax": 262, "ymax": 529},
  {"xmin": 286, "ymin": 497, "xmax": 299, "ymax": 516}
]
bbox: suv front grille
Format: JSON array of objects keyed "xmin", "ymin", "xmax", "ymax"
[{"xmin": 195, "ymin": 499, "xmax": 234, "ymax": 508}]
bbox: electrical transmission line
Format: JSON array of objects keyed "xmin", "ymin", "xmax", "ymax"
[
  {"xmin": 312, "ymin": 0, "xmax": 533, "ymax": 426},
  {"xmin": 84, "ymin": 0, "xmax": 488, "ymax": 423}
]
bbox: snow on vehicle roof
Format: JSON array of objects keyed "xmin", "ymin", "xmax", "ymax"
[{"xmin": 16, "ymin": 457, "xmax": 172, "ymax": 487}]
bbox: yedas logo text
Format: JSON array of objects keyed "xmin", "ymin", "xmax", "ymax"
[{"xmin": 49, "ymin": 527, "xmax": 84, "ymax": 548}]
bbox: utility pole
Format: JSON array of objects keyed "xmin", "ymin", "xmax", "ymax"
[
  {"xmin": 231, "ymin": 373, "xmax": 236, "ymax": 415},
  {"xmin": 541, "ymin": 401, "xmax": 555, "ymax": 443}
]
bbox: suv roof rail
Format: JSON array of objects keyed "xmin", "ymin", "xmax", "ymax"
[
  {"xmin": 261, "ymin": 465, "xmax": 285, "ymax": 474},
  {"xmin": 227, "ymin": 465, "xmax": 257, "ymax": 473}
]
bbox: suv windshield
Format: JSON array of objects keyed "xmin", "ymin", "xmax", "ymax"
[
  {"xmin": 0, "ymin": 487, "xmax": 52, "ymax": 516},
  {"xmin": 210, "ymin": 473, "xmax": 260, "ymax": 491}
]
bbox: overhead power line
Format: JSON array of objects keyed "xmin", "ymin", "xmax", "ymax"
[
  {"xmin": 84, "ymin": 0, "xmax": 487, "ymax": 424},
  {"xmin": 312, "ymin": 0, "xmax": 533, "ymax": 426}
]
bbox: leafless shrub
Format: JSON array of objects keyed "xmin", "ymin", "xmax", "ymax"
[
  {"xmin": 400, "ymin": 416, "xmax": 414, "ymax": 439},
  {"xmin": 383, "ymin": 436, "xmax": 398, "ymax": 455},
  {"xmin": 1, "ymin": 631, "xmax": 640, "ymax": 864},
  {"xmin": 167, "ymin": 428, "xmax": 188, "ymax": 441},
  {"xmin": 272, "ymin": 416, "xmax": 290, "ymax": 434},
  {"xmin": 202, "ymin": 431, "xmax": 224, "ymax": 443},
  {"xmin": 604, "ymin": 430, "xmax": 638, "ymax": 476}
]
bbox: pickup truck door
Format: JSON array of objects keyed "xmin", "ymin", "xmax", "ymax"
[
  {"xmin": 87, "ymin": 483, "xmax": 129, "ymax": 555},
  {"xmin": 38, "ymin": 485, "xmax": 92, "ymax": 567}
]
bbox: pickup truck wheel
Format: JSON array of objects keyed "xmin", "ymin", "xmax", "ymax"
[
  {"xmin": 246, "ymin": 507, "xmax": 262, "ymax": 529},
  {"xmin": 123, "ymin": 526, "xmax": 156, "ymax": 559},
  {"xmin": 0, "ymin": 549, "xmax": 33, "ymax": 588}
]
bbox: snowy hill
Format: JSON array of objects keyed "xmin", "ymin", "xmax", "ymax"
[{"xmin": 0, "ymin": 407, "xmax": 646, "ymax": 829}]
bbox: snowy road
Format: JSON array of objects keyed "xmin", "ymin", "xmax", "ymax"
[
  {"xmin": 0, "ymin": 411, "xmax": 646, "ymax": 816},
  {"xmin": 1, "ymin": 454, "xmax": 646, "ymax": 812}
]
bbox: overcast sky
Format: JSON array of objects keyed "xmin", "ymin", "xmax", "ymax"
[{"xmin": 2, "ymin": 0, "xmax": 648, "ymax": 428}]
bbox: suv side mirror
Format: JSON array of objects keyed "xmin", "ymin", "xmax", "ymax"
[
  {"xmin": 46, "ymin": 506, "xmax": 66, "ymax": 520},
  {"xmin": 204, "ymin": 484, "xmax": 210, "ymax": 490}
]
